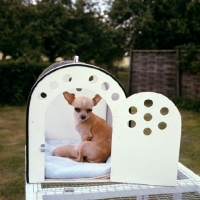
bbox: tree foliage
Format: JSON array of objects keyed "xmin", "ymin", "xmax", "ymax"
[
  {"xmin": 0, "ymin": 0, "xmax": 124, "ymax": 66},
  {"xmin": 108, "ymin": 0, "xmax": 200, "ymax": 50},
  {"xmin": 0, "ymin": 0, "xmax": 40, "ymax": 60},
  {"xmin": 1, "ymin": 0, "xmax": 200, "ymax": 65}
]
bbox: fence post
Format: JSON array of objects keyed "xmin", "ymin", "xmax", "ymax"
[
  {"xmin": 128, "ymin": 49, "xmax": 133, "ymax": 96},
  {"xmin": 176, "ymin": 47, "xmax": 182, "ymax": 97}
]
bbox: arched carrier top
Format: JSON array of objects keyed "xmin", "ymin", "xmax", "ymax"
[
  {"xmin": 36, "ymin": 61, "xmax": 127, "ymax": 91},
  {"xmin": 26, "ymin": 61, "xmax": 127, "ymax": 183}
]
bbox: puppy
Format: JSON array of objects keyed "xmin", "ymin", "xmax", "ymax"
[{"xmin": 52, "ymin": 91, "xmax": 112, "ymax": 163}]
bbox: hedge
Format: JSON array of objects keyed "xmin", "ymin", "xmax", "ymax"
[
  {"xmin": 0, "ymin": 60, "xmax": 50, "ymax": 105},
  {"xmin": 171, "ymin": 97, "xmax": 200, "ymax": 112}
]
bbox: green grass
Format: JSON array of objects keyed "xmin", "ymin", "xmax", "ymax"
[
  {"xmin": 0, "ymin": 106, "xmax": 26, "ymax": 200},
  {"xmin": 179, "ymin": 108, "xmax": 200, "ymax": 175},
  {"xmin": 0, "ymin": 105, "xmax": 200, "ymax": 200},
  {"xmin": 117, "ymin": 69, "xmax": 129, "ymax": 94}
]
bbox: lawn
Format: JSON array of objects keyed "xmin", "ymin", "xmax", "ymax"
[
  {"xmin": 0, "ymin": 106, "xmax": 26, "ymax": 200},
  {"xmin": 179, "ymin": 108, "xmax": 200, "ymax": 175},
  {"xmin": 0, "ymin": 105, "xmax": 200, "ymax": 200}
]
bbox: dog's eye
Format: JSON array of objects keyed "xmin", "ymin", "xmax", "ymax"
[
  {"xmin": 87, "ymin": 109, "xmax": 92, "ymax": 113},
  {"xmin": 75, "ymin": 108, "xmax": 81, "ymax": 112}
]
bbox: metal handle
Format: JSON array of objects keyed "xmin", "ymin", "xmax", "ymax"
[{"xmin": 74, "ymin": 55, "xmax": 79, "ymax": 63}]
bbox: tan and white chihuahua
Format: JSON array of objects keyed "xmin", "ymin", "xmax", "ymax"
[{"xmin": 52, "ymin": 91, "xmax": 112, "ymax": 163}]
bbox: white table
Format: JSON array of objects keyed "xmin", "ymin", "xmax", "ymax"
[{"xmin": 25, "ymin": 163, "xmax": 200, "ymax": 200}]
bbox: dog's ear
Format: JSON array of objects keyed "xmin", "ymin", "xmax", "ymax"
[
  {"xmin": 63, "ymin": 92, "xmax": 75, "ymax": 105},
  {"xmin": 92, "ymin": 94, "xmax": 102, "ymax": 106}
]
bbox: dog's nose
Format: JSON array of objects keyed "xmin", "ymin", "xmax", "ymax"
[{"xmin": 81, "ymin": 115, "xmax": 86, "ymax": 120}]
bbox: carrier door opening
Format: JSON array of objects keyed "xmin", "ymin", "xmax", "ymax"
[{"xmin": 44, "ymin": 88, "xmax": 112, "ymax": 181}]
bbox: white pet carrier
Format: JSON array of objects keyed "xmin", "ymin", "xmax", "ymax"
[{"xmin": 25, "ymin": 58, "xmax": 200, "ymax": 200}]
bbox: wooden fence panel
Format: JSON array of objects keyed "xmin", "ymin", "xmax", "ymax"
[
  {"xmin": 128, "ymin": 49, "xmax": 200, "ymax": 101},
  {"xmin": 182, "ymin": 73, "xmax": 200, "ymax": 100},
  {"xmin": 128, "ymin": 50, "xmax": 177, "ymax": 98}
]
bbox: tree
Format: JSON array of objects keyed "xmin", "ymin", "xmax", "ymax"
[
  {"xmin": 67, "ymin": 0, "xmax": 124, "ymax": 65},
  {"xmin": 34, "ymin": 0, "xmax": 124, "ymax": 64},
  {"xmin": 35, "ymin": 1, "xmax": 73, "ymax": 62},
  {"xmin": 0, "ymin": 0, "xmax": 40, "ymax": 60},
  {"xmin": 0, "ymin": 0, "xmax": 124, "ymax": 66},
  {"xmin": 108, "ymin": 0, "xmax": 200, "ymax": 50}
]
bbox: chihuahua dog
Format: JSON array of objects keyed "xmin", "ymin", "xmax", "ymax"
[{"xmin": 52, "ymin": 91, "xmax": 112, "ymax": 163}]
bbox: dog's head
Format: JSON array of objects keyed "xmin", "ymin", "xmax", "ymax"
[{"xmin": 63, "ymin": 91, "xmax": 102, "ymax": 121}]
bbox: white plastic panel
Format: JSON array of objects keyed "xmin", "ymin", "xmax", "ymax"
[
  {"xmin": 28, "ymin": 64, "xmax": 126, "ymax": 183},
  {"xmin": 111, "ymin": 92, "xmax": 181, "ymax": 186}
]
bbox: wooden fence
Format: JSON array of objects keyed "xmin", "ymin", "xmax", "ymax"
[
  {"xmin": 128, "ymin": 50, "xmax": 200, "ymax": 100},
  {"xmin": 182, "ymin": 72, "xmax": 200, "ymax": 100}
]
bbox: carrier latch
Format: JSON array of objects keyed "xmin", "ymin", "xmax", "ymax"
[{"xmin": 40, "ymin": 144, "xmax": 45, "ymax": 152}]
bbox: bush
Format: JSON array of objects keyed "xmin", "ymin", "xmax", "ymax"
[
  {"xmin": 179, "ymin": 44, "xmax": 200, "ymax": 75},
  {"xmin": 171, "ymin": 96, "xmax": 200, "ymax": 112},
  {"xmin": 0, "ymin": 60, "xmax": 49, "ymax": 105}
]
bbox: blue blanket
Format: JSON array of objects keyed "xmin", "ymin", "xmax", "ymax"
[{"xmin": 45, "ymin": 140, "xmax": 111, "ymax": 179}]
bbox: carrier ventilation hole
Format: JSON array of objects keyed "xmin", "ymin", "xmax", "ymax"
[
  {"xmin": 129, "ymin": 106, "xmax": 137, "ymax": 115},
  {"xmin": 89, "ymin": 75, "xmax": 98, "ymax": 83},
  {"xmin": 63, "ymin": 74, "xmax": 72, "ymax": 83},
  {"xmin": 160, "ymin": 107, "xmax": 169, "ymax": 115},
  {"xmin": 128, "ymin": 120, "xmax": 136, "ymax": 128},
  {"xmin": 76, "ymin": 88, "xmax": 82, "ymax": 91},
  {"xmin": 143, "ymin": 128, "xmax": 152, "ymax": 135},
  {"xmin": 144, "ymin": 99, "xmax": 153, "ymax": 107},
  {"xmin": 144, "ymin": 113, "xmax": 152, "ymax": 121},
  {"xmin": 40, "ymin": 92, "xmax": 47, "ymax": 98},
  {"xmin": 158, "ymin": 122, "xmax": 167, "ymax": 130},
  {"xmin": 101, "ymin": 82, "xmax": 110, "ymax": 91},
  {"xmin": 111, "ymin": 93, "xmax": 119, "ymax": 101},
  {"xmin": 49, "ymin": 81, "xmax": 58, "ymax": 90}
]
